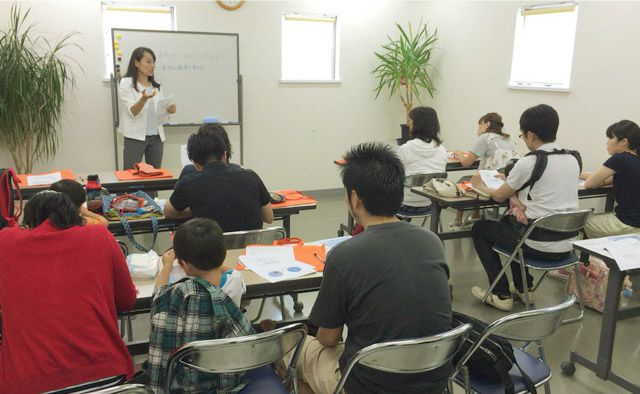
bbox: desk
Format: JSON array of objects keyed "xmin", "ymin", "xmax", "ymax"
[
  {"xmin": 565, "ymin": 236, "xmax": 640, "ymax": 393},
  {"xmin": 107, "ymin": 203, "xmax": 317, "ymax": 238},
  {"xmin": 410, "ymin": 185, "xmax": 615, "ymax": 241}
]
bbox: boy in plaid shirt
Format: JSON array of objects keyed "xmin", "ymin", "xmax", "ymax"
[{"xmin": 145, "ymin": 218, "xmax": 254, "ymax": 393}]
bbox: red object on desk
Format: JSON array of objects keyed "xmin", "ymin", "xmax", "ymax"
[
  {"xmin": 235, "ymin": 243, "xmax": 326, "ymax": 272},
  {"xmin": 271, "ymin": 189, "xmax": 317, "ymax": 207},
  {"xmin": 114, "ymin": 167, "xmax": 173, "ymax": 180},
  {"xmin": 16, "ymin": 169, "xmax": 76, "ymax": 186}
]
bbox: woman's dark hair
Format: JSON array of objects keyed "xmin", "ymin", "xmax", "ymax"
[
  {"xmin": 50, "ymin": 179, "xmax": 86, "ymax": 209},
  {"xmin": 479, "ymin": 112, "xmax": 508, "ymax": 136},
  {"xmin": 408, "ymin": 107, "xmax": 442, "ymax": 145},
  {"xmin": 606, "ymin": 120, "xmax": 640, "ymax": 155},
  {"xmin": 202, "ymin": 123, "xmax": 233, "ymax": 161},
  {"xmin": 23, "ymin": 191, "xmax": 84, "ymax": 229},
  {"xmin": 187, "ymin": 124, "xmax": 229, "ymax": 165},
  {"xmin": 173, "ymin": 218, "xmax": 226, "ymax": 271},
  {"xmin": 123, "ymin": 47, "xmax": 161, "ymax": 92}
]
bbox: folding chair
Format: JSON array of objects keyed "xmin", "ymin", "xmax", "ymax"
[
  {"xmin": 455, "ymin": 295, "xmax": 576, "ymax": 394},
  {"xmin": 483, "ymin": 210, "xmax": 591, "ymax": 324},
  {"xmin": 43, "ymin": 376, "xmax": 127, "ymax": 394},
  {"xmin": 87, "ymin": 384, "xmax": 154, "ymax": 394},
  {"xmin": 333, "ymin": 323, "xmax": 472, "ymax": 394},
  {"xmin": 397, "ymin": 172, "xmax": 447, "ymax": 229},
  {"xmin": 165, "ymin": 323, "xmax": 306, "ymax": 394}
]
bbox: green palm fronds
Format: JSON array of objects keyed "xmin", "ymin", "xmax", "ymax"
[
  {"xmin": 0, "ymin": 4, "xmax": 79, "ymax": 173},
  {"xmin": 372, "ymin": 21, "xmax": 438, "ymax": 122}
]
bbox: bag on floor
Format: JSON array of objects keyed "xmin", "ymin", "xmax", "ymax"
[
  {"xmin": 568, "ymin": 256, "xmax": 632, "ymax": 313},
  {"xmin": 452, "ymin": 311, "xmax": 536, "ymax": 394},
  {"xmin": 0, "ymin": 168, "xmax": 22, "ymax": 229}
]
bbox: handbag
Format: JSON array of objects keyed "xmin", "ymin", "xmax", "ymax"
[
  {"xmin": 102, "ymin": 191, "xmax": 162, "ymax": 252},
  {"xmin": 423, "ymin": 178, "xmax": 466, "ymax": 198}
]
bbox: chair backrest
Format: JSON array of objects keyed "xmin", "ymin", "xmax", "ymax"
[
  {"xmin": 222, "ymin": 226, "xmax": 287, "ymax": 250},
  {"xmin": 523, "ymin": 209, "xmax": 592, "ymax": 237},
  {"xmin": 333, "ymin": 323, "xmax": 472, "ymax": 394},
  {"xmin": 404, "ymin": 172, "xmax": 448, "ymax": 188},
  {"xmin": 457, "ymin": 296, "xmax": 576, "ymax": 366},
  {"xmin": 165, "ymin": 323, "xmax": 306, "ymax": 392},
  {"xmin": 87, "ymin": 384, "xmax": 154, "ymax": 394}
]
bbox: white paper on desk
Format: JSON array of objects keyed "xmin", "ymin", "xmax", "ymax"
[
  {"xmin": 180, "ymin": 144, "xmax": 190, "ymax": 168},
  {"xmin": 26, "ymin": 172, "xmax": 62, "ymax": 186},
  {"xmin": 157, "ymin": 95, "xmax": 174, "ymax": 125},
  {"xmin": 603, "ymin": 237, "xmax": 640, "ymax": 271},
  {"xmin": 245, "ymin": 245, "xmax": 295, "ymax": 260},
  {"xmin": 307, "ymin": 236, "xmax": 351, "ymax": 252},
  {"xmin": 239, "ymin": 254, "xmax": 315, "ymax": 283},
  {"xmin": 479, "ymin": 170, "xmax": 504, "ymax": 189}
]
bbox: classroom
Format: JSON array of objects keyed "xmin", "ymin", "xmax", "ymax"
[{"xmin": 0, "ymin": 1, "xmax": 639, "ymax": 393}]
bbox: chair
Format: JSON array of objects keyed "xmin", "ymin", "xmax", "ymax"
[
  {"xmin": 333, "ymin": 323, "xmax": 472, "ymax": 394},
  {"xmin": 483, "ymin": 210, "xmax": 591, "ymax": 324},
  {"xmin": 454, "ymin": 295, "xmax": 576, "ymax": 394},
  {"xmin": 87, "ymin": 384, "xmax": 154, "ymax": 393},
  {"xmin": 398, "ymin": 172, "xmax": 447, "ymax": 228},
  {"xmin": 223, "ymin": 226, "xmax": 296, "ymax": 321},
  {"xmin": 165, "ymin": 323, "xmax": 306, "ymax": 394},
  {"xmin": 43, "ymin": 376, "xmax": 127, "ymax": 394}
]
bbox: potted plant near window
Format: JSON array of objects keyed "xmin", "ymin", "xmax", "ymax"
[
  {"xmin": 0, "ymin": 5, "xmax": 78, "ymax": 174},
  {"xmin": 372, "ymin": 21, "xmax": 438, "ymax": 143}
]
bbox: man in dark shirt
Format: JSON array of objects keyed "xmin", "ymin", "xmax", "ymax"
[
  {"xmin": 293, "ymin": 142, "xmax": 452, "ymax": 394},
  {"xmin": 164, "ymin": 124, "xmax": 273, "ymax": 232}
]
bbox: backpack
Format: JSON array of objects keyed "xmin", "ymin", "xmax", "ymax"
[
  {"xmin": 503, "ymin": 149, "xmax": 582, "ymax": 200},
  {"xmin": 452, "ymin": 311, "xmax": 536, "ymax": 394},
  {"xmin": 483, "ymin": 133, "xmax": 520, "ymax": 171},
  {"xmin": 0, "ymin": 168, "xmax": 22, "ymax": 229}
]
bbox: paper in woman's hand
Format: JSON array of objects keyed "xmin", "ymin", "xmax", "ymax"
[{"xmin": 156, "ymin": 95, "xmax": 174, "ymax": 124}]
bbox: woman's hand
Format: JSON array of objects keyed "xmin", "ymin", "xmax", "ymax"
[
  {"xmin": 142, "ymin": 88, "xmax": 157, "ymax": 100},
  {"xmin": 167, "ymin": 104, "xmax": 177, "ymax": 114}
]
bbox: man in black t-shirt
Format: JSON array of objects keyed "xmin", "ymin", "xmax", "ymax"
[
  {"xmin": 164, "ymin": 124, "xmax": 273, "ymax": 232},
  {"xmin": 292, "ymin": 142, "xmax": 452, "ymax": 394}
]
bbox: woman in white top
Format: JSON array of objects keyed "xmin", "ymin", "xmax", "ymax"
[
  {"xmin": 119, "ymin": 47, "xmax": 177, "ymax": 170},
  {"xmin": 397, "ymin": 106, "xmax": 448, "ymax": 216}
]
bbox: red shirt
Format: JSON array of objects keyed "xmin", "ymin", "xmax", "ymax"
[{"xmin": 0, "ymin": 220, "xmax": 137, "ymax": 393}]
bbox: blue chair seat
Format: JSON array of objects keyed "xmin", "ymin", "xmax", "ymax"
[
  {"xmin": 456, "ymin": 348, "xmax": 551, "ymax": 394},
  {"xmin": 493, "ymin": 246, "xmax": 579, "ymax": 269},
  {"xmin": 240, "ymin": 366, "xmax": 288, "ymax": 394}
]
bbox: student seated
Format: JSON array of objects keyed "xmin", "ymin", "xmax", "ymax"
[
  {"xmin": 397, "ymin": 106, "xmax": 447, "ymax": 217},
  {"xmin": 145, "ymin": 218, "xmax": 254, "ymax": 392},
  {"xmin": 0, "ymin": 191, "xmax": 136, "ymax": 394},
  {"xmin": 50, "ymin": 179, "xmax": 108, "ymax": 226},
  {"xmin": 164, "ymin": 123, "xmax": 274, "ymax": 231},
  {"xmin": 289, "ymin": 142, "xmax": 452, "ymax": 394},
  {"xmin": 451, "ymin": 112, "xmax": 519, "ymax": 229},
  {"xmin": 178, "ymin": 123, "xmax": 241, "ymax": 179},
  {"xmin": 469, "ymin": 104, "xmax": 581, "ymax": 312},
  {"xmin": 581, "ymin": 120, "xmax": 640, "ymax": 238}
]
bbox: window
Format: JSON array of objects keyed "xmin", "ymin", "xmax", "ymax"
[
  {"xmin": 101, "ymin": 3, "xmax": 176, "ymax": 79},
  {"xmin": 509, "ymin": 2, "xmax": 578, "ymax": 90},
  {"xmin": 281, "ymin": 13, "xmax": 339, "ymax": 82}
]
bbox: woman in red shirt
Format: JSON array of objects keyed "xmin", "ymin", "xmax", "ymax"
[{"xmin": 0, "ymin": 191, "xmax": 137, "ymax": 393}]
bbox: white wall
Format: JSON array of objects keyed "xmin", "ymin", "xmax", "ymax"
[{"xmin": 1, "ymin": 1, "xmax": 638, "ymax": 190}]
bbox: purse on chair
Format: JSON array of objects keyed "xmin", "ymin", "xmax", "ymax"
[{"xmin": 423, "ymin": 178, "xmax": 466, "ymax": 198}]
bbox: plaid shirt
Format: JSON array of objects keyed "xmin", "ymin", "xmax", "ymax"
[{"xmin": 146, "ymin": 277, "xmax": 254, "ymax": 393}]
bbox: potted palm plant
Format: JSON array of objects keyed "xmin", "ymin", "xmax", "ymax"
[
  {"xmin": 0, "ymin": 4, "xmax": 78, "ymax": 174},
  {"xmin": 372, "ymin": 21, "xmax": 438, "ymax": 142}
]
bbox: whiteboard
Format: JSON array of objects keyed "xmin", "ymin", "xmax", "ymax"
[{"xmin": 112, "ymin": 29, "xmax": 240, "ymax": 125}]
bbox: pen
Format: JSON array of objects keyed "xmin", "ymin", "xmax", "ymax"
[{"xmin": 313, "ymin": 253, "xmax": 326, "ymax": 264}]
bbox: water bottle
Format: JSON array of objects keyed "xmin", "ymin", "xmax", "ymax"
[
  {"xmin": 620, "ymin": 287, "xmax": 633, "ymax": 308},
  {"xmin": 86, "ymin": 174, "xmax": 109, "ymax": 213}
]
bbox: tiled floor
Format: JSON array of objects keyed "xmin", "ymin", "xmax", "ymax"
[{"xmin": 127, "ymin": 191, "xmax": 640, "ymax": 393}]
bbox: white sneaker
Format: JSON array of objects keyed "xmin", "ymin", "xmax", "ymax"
[
  {"xmin": 448, "ymin": 221, "xmax": 473, "ymax": 231},
  {"xmin": 471, "ymin": 286, "xmax": 513, "ymax": 312},
  {"xmin": 514, "ymin": 288, "xmax": 535, "ymax": 304}
]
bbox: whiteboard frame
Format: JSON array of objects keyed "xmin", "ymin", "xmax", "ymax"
[{"xmin": 110, "ymin": 28, "xmax": 243, "ymax": 169}]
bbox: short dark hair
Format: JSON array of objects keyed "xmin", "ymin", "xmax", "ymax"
[
  {"xmin": 173, "ymin": 218, "xmax": 226, "ymax": 271},
  {"xmin": 519, "ymin": 104, "xmax": 559, "ymax": 142},
  {"xmin": 23, "ymin": 191, "xmax": 84, "ymax": 229},
  {"xmin": 606, "ymin": 120, "xmax": 640, "ymax": 155},
  {"xmin": 341, "ymin": 142, "xmax": 404, "ymax": 217},
  {"xmin": 187, "ymin": 124, "xmax": 228, "ymax": 165},
  {"xmin": 50, "ymin": 179, "xmax": 86, "ymax": 208},
  {"xmin": 409, "ymin": 106, "xmax": 442, "ymax": 145}
]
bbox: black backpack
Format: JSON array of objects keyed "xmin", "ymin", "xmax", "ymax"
[{"xmin": 452, "ymin": 311, "xmax": 537, "ymax": 394}]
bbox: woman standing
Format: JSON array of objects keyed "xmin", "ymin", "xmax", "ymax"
[
  {"xmin": 119, "ymin": 47, "xmax": 177, "ymax": 169},
  {"xmin": 0, "ymin": 191, "xmax": 137, "ymax": 393}
]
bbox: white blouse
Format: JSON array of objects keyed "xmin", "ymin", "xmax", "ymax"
[{"xmin": 118, "ymin": 77, "xmax": 170, "ymax": 142}]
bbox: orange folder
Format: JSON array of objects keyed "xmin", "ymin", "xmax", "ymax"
[
  {"xmin": 17, "ymin": 170, "xmax": 76, "ymax": 186},
  {"xmin": 114, "ymin": 168, "xmax": 173, "ymax": 180},
  {"xmin": 235, "ymin": 244, "xmax": 326, "ymax": 272},
  {"xmin": 271, "ymin": 189, "xmax": 317, "ymax": 208}
]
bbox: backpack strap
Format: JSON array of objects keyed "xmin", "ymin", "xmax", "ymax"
[
  {"xmin": 0, "ymin": 169, "xmax": 22, "ymax": 227},
  {"xmin": 516, "ymin": 149, "xmax": 582, "ymax": 200}
]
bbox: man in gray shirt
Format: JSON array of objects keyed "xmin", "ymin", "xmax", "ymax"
[{"xmin": 293, "ymin": 142, "xmax": 452, "ymax": 394}]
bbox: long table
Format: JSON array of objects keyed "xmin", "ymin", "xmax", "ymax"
[{"xmin": 410, "ymin": 185, "xmax": 614, "ymax": 240}]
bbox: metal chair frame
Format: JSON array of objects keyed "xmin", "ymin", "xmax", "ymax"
[
  {"xmin": 86, "ymin": 384, "xmax": 154, "ymax": 394},
  {"xmin": 454, "ymin": 296, "xmax": 576, "ymax": 394},
  {"xmin": 333, "ymin": 323, "xmax": 472, "ymax": 394},
  {"xmin": 483, "ymin": 210, "xmax": 591, "ymax": 324},
  {"xmin": 165, "ymin": 323, "xmax": 306, "ymax": 394},
  {"xmin": 399, "ymin": 172, "xmax": 448, "ymax": 229}
]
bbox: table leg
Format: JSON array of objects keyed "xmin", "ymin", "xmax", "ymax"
[
  {"xmin": 595, "ymin": 268, "xmax": 625, "ymax": 378},
  {"xmin": 283, "ymin": 216, "xmax": 291, "ymax": 237},
  {"xmin": 605, "ymin": 191, "xmax": 615, "ymax": 212},
  {"xmin": 430, "ymin": 202, "xmax": 442, "ymax": 234}
]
